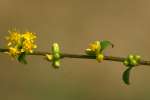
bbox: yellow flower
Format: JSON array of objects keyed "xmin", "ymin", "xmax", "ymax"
[
  {"xmin": 21, "ymin": 40, "xmax": 37, "ymax": 53},
  {"xmin": 6, "ymin": 31, "xmax": 21, "ymax": 46},
  {"xmin": 9, "ymin": 47, "xmax": 20, "ymax": 57},
  {"xmin": 89, "ymin": 41, "xmax": 101, "ymax": 52},
  {"xmin": 85, "ymin": 41, "xmax": 101, "ymax": 55},
  {"xmin": 22, "ymin": 32, "xmax": 36, "ymax": 42}
]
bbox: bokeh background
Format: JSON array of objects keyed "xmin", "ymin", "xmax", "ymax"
[{"xmin": 0, "ymin": 0, "xmax": 150, "ymax": 100}]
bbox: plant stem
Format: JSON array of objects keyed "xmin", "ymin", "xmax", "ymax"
[{"xmin": 0, "ymin": 48, "xmax": 150, "ymax": 66}]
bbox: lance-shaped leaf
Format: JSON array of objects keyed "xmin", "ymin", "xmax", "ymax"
[
  {"xmin": 122, "ymin": 67, "xmax": 133, "ymax": 85},
  {"xmin": 100, "ymin": 40, "xmax": 114, "ymax": 52},
  {"xmin": 17, "ymin": 52, "xmax": 27, "ymax": 64}
]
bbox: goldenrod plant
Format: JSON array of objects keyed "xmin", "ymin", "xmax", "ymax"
[{"xmin": 0, "ymin": 30, "xmax": 150, "ymax": 85}]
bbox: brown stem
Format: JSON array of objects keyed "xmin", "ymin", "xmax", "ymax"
[{"xmin": 0, "ymin": 48, "xmax": 150, "ymax": 66}]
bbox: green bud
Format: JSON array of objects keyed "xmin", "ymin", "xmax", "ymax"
[
  {"xmin": 52, "ymin": 60, "xmax": 60, "ymax": 68},
  {"xmin": 130, "ymin": 59, "xmax": 137, "ymax": 66},
  {"xmin": 53, "ymin": 53, "xmax": 60, "ymax": 60},
  {"xmin": 134, "ymin": 55, "xmax": 141, "ymax": 61},
  {"xmin": 96, "ymin": 54, "xmax": 104, "ymax": 62},
  {"xmin": 52, "ymin": 43, "xmax": 60, "ymax": 53},
  {"xmin": 128, "ymin": 54, "xmax": 134, "ymax": 61},
  {"xmin": 49, "ymin": 42, "xmax": 61, "ymax": 68},
  {"xmin": 123, "ymin": 60, "xmax": 129, "ymax": 66}
]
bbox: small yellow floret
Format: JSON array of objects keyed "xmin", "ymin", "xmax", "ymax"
[
  {"xmin": 6, "ymin": 31, "xmax": 21, "ymax": 45},
  {"xmin": 22, "ymin": 32, "xmax": 36, "ymax": 42},
  {"xmin": 22, "ymin": 40, "xmax": 37, "ymax": 53},
  {"xmin": 89, "ymin": 41, "xmax": 101, "ymax": 52},
  {"xmin": 9, "ymin": 47, "xmax": 20, "ymax": 57}
]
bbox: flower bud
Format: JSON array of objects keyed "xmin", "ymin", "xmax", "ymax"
[
  {"xmin": 45, "ymin": 54, "xmax": 53, "ymax": 61},
  {"xmin": 134, "ymin": 55, "xmax": 141, "ymax": 62},
  {"xmin": 53, "ymin": 53, "xmax": 60, "ymax": 60},
  {"xmin": 96, "ymin": 54, "xmax": 104, "ymax": 62},
  {"xmin": 130, "ymin": 59, "xmax": 137, "ymax": 66},
  {"xmin": 123, "ymin": 60, "xmax": 129, "ymax": 66},
  {"xmin": 128, "ymin": 54, "xmax": 134, "ymax": 61},
  {"xmin": 52, "ymin": 60, "xmax": 60, "ymax": 68},
  {"xmin": 52, "ymin": 43, "xmax": 60, "ymax": 53}
]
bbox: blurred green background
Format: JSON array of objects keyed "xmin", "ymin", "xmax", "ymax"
[{"xmin": 0, "ymin": 0, "xmax": 150, "ymax": 100}]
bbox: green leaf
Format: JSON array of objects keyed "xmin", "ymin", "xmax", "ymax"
[
  {"xmin": 100, "ymin": 40, "xmax": 114, "ymax": 52},
  {"xmin": 17, "ymin": 52, "xmax": 27, "ymax": 64},
  {"xmin": 122, "ymin": 67, "xmax": 133, "ymax": 85}
]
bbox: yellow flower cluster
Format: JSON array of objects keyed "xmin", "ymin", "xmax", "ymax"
[{"xmin": 6, "ymin": 30, "xmax": 37, "ymax": 57}]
